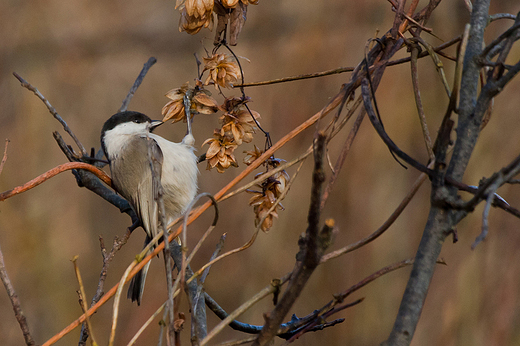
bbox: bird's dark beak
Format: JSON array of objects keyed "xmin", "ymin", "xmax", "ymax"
[{"xmin": 150, "ymin": 120, "xmax": 164, "ymax": 131}]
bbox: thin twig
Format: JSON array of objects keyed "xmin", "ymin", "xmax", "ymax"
[
  {"xmin": 13, "ymin": 72, "xmax": 88, "ymax": 157},
  {"xmin": 287, "ymin": 257, "xmax": 444, "ymax": 344},
  {"xmin": 109, "ymin": 261, "xmax": 137, "ymax": 346},
  {"xmin": 234, "ymin": 36, "xmax": 462, "ymax": 89},
  {"xmin": 0, "ymin": 139, "xmax": 9, "ymax": 175},
  {"xmin": 472, "ymin": 178, "xmax": 500, "ymax": 249},
  {"xmin": 361, "ymin": 77, "xmax": 433, "ymax": 176},
  {"xmin": 411, "ymin": 35, "xmax": 452, "ymax": 97},
  {"xmin": 119, "ymin": 57, "xmax": 157, "ymax": 112},
  {"xmin": 234, "ymin": 66, "xmax": 355, "ymax": 87},
  {"xmin": 398, "ymin": 0, "xmax": 421, "ymax": 34},
  {"xmin": 410, "ymin": 43, "xmax": 435, "ymax": 160},
  {"xmin": 0, "ymin": 242, "xmax": 35, "ymax": 346},
  {"xmin": 200, "ymin": 234, "xmax": 226, "ymax": 284},
  {"xmin": 321, "ymin": 104, "xmax": 365, "ymax": 210},
  {"xmin": 220, "ymin": 148, "xmax": 312, "ymax": 202},
  {"xmin": 72, "ymin": 256, "xmax": 98, "ymax": 346},
  {"xmin": 185, "ymin": 193, "xmax": 219, "ymax": 269}
]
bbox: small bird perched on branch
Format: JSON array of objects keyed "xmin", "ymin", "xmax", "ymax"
[{"xmin": 101, "ymin": 110, "xmax": 198, "ymax": 305}]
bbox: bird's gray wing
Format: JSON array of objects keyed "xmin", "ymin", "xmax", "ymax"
[{"xmin": 110, "ymin": 135, "xmax": 164, "ymax": 240}]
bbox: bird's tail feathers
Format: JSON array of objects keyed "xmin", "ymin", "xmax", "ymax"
[{"xmin": 127, "ymin": 260, "xmax": 151, "ymax": 305}]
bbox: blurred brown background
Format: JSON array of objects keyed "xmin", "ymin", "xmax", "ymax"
[{"xmin": 1, "ymin": 1, "xmax": 520, "ymax": 345}]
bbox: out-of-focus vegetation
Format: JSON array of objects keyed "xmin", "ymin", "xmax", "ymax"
[{"xmin": 1, "ymin": 1, "xmax": 520, "ymax": 345}]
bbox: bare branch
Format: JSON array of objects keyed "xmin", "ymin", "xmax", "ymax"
[
  {"xmin": 13, "ymin": 72, "xmax": 88, "ymax": 157},
  {"xmin": 0, "ymin": 242, "xmax": 35, "ymax": 346},
  {"xmin": 0, "ymin": 139, "xmax": 9, "ymax": 175},
  {"xmin": 409, "ymin": 43, "xmax": 435, "ymax": 160},
  {"xmin": 72, "ymin": 256, "xmax": 98, "ymax": 346},
  {"xmin": 234, "ymin": 66, "xmax": 355, "ymax": 87},
  {"xmin": 119, "ymin": 57, "xmax": 157, "ymax": 112}
]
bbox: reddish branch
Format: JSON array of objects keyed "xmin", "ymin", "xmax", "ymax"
[{"xmin": 0, "ymin": 162, "xmax": 111, "ymax": 202}]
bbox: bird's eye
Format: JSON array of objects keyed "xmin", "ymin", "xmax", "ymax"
[{"xmin": 133, "ymin": 119, "xmax": 140, "ymax": 123}]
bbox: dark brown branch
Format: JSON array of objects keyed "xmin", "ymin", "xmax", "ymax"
[{"xmin": 361, "ymin": 77, "xmax": 433, "ymax": 176}]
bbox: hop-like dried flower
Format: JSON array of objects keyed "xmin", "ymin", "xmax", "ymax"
[
  {"xmin": 221, "ymin": 0, "xmax": 239, "ymax": 8},
  {"xmin": 202, "ymin": 131, "xmax": 239, "ymax": 173},
  {"xmin": 220, "ymin": 108, "xmax": 259, "ymax": 145},
  {"xmin": 246, "ymin": 159, "xmax": 291, "ymax": 232},
  {"xmin": 179, "ymin": 7, "xmax": 214, "ymax": 34},
  {"xmin": 202, "ymin": 53, "xmax": 242, "ymax": 89},
  {"xmin": 247, "ymin": 173, "xmax": 287, "ymax": 232},
  {"xmin": 248, "ymin": 188, "xmax": 280, "ymax": 232},
  {"xmin": 243, "ymin": 145, "xmax": 263, "ymax": 166},
  {"xmin": 162, "ymin": 83, "xmax": 218, "ymax": 123},
  {"xmin": 221, "ymin": 0, "xmax": 258, "ymax": 8},
  {"xmin": 162, "ymin": 83, "xmax": 189, "ymax": 123},
  {"xmin": 272, "ymin": 169, "xmax": 290, "ymax": 197},
  {"xmin": 265, "ymin": 157, "xmax": 290, "ymax": 196},
  {"xmin": 217, "ymin": 97, "xmax": 260, "ymax": 145},
  {"xmin": 176, "ymin": 0, "xmax": 214, "ymax": 18}
]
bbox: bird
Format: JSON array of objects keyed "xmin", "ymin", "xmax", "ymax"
[{"xmin": 101, "ymin": 110, "xmax": 198, "ymax": 305}]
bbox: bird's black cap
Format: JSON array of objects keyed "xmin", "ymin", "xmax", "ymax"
[{"xmin": 101, "ymin": 111, "xmax": 152, "ymax": 134}]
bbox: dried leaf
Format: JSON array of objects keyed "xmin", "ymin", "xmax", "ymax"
[{"xmin": 229, "ymin": 2, "xmax": 247, "ymax": 45}]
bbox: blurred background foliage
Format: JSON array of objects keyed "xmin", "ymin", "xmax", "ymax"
[{"xmin": 1, "ymin": 0, "xmax": 520, "ymax": 345}]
